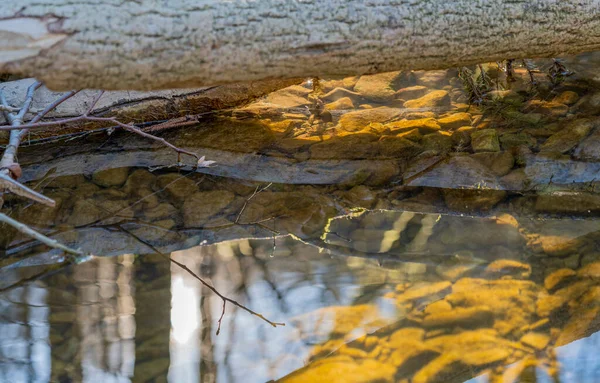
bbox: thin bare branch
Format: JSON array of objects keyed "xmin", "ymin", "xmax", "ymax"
[
  {"xmin": 30, "ymin": 90, "xmax": 80, "ymax": 124},
  {"xmin": 0, "ymin": 212, "xmax": 83, "ymax": 256},
  {"xmin": 116, "ymin": 225, "xmax": 285, "ymax": 334},
  {"xmin": 165, "ymin": 253, "xmax": 285, "ymax": 334},
  {"xmin": 0, "ymin": 81, "xmax": 56, "ymax": 207},
  {"xmin": 14, "ymin": 82, "xmax": 42, "ymax": 124},
  {"xmin": 85, "ymin": 90, "xmax": 105, "ymax": 115},
  {"xmin": 0, "ymin": 172, "xmax": 55, "ymax": 206},
  {"xmin": 235, "ymin": 183, "xmax": 272, "ymax": 224}
]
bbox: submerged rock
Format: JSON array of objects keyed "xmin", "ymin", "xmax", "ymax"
[
  {"xmin": 471, "ymin": 129, "xmax": 500, "ymax": 152},
  {"xmin": 182, "ymin": 190, "xmax": 235, "ymax": 227},
  {"xmin": 422, "ymin": 306, "xmax": 494, "ymax": 329},
  {"xmin": 535, "ymin": 191, "xmax": 600, "ymax": 215},
  {"xmin": 92, "ymin": 167, "xmax": 129, "ymax": 188},
  {"xmin": 386, "ymin": 118, "xmax": 441, "ymax": 134},
  {"xmin": 471, "ymin": 151, "xmax": 515, "ymax": 177},
  {"xmin": 406, "ymin": 156, "xmax": 503, "ymax": 190},
  {"xmin": 395, "ymin": 85, "xmax": 429, "ymax": 100},
  {"xmin": 337, "ymin": 107, "xmax": 401, "ymax": 132},
  {"xmin": 437, "ymin": 112, "xmax": 472, "ymax": 131},
  {"xmin": 544, "ymin": 268, "xmax": 577, "ymax": 291},
  {"xmin": 404, "ymin": 90, "xmax": 451, "ymax": 110},
  {"xmin": 553, "ymin": 90, "xmax": 580, "ymax": 106},
  {"xmin": 443, "ymin": 189, "xmax": 507, "ymax": 212},
  {"xmin": 354, "ymin": 71, "xmax": 404, "ymax": 101},
  {"xmin": 421, "ymin": 133, "xmax": 453, "ymax": 154},
  {"xmin": 378, "ymin": 136, "xmax": 423, "ymax": 159},
  {"xmin": 540, "ymin": 119, "xmax": 596, "ymax": 154},
  {"xmin": 573, "ymin": 125, "xmax": 600, "ymax": 161},
  {"xmin": 325, "ymin": 97, "xmax": 355, "ymax": 111}
]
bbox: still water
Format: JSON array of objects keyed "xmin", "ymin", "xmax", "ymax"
[{"xmin": 2, "ymin": 53, "xmax": 600, "ymax": 382}]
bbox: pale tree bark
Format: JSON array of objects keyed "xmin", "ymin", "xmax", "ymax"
[{"xmin": 1, "ymin": 0, "xmax": 600, "ymax": 91}]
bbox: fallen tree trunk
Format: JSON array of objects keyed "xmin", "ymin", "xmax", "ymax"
[{"xmin": 2, "ymin": 1, "xmax": 600, "ymax": 91}]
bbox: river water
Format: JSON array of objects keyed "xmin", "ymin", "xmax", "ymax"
[{"xmin": 2, "ymin": 53, "xmax": 600, "ymax": 382}]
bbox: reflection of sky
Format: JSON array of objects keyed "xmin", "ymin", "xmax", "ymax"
[
  {"xmin": 0, "ymin": 280, "xmax": 50, "ymax": 383},
  {"xmin": 6, "ymin": 235, "xmax": 600, "ymax": 382},
  {"xmin": 558, "ymin": 331, "xmax": 600, "ymax": 383}
]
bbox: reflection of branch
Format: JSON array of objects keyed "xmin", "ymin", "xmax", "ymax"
[
  {"xmin": 116, "ymin": 225, "xmax": 285, "ymax": 335},
  {"xmin": 0, "ymin": 213, "xmax": 82, "ymax": 256},
  {"xmin": 235, "ymin": 182, "xmax": 272, "ymax": 224}
]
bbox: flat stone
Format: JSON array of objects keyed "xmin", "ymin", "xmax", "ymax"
[
  {"xmin": 445, "ymin": 188, "xmax": 505, "ymax": 214},
  {"xmin": 531, "ymin": 235, "xmax": 583, "ymax": 256},
  {"xmin": 415, "ymin": 70, "xmax": 450, "ymax": 88},
  {"xmin": 310, "ymin": 133, "xmax": 379, "ymax": 159},
  {"xmin": 499, "ymin": 132, "xmax": 537, "ymax": 150},
  {"xmin": 156, "ymin": 173, "xmax": 199, "ymax": 204},
  {"xmin": 536, "ymin": 280, "xmax": 591, "ymax": 317},
  {"xmin": 406, "ymin": 155, "xmax": 502, "ymax": 190},
  {"xmin": 578, "ymin": 261, "xmax": 600, "ymax": 278},
  {"xmin": 412, "ymin": 354, "xmax": 468, "ymax": 383},
  {"xmin": 524, "ymin": 100, "xmax": 569, "ymax": 118},
  {"xmin": 266, "ymin": 84, "xmax": 311, "ymax": 108},
  {"xmin": 396, "ymin": 128, "xmax": 423, "ymax": 142}
]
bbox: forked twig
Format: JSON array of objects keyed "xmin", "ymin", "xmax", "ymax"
[
  {"xmin": 0, "ymin": 90, "xmax": 206, "ymax": 164},
  {"xmin": 116, "ymin": 225, "xmax": 285, "ymax": 335}
]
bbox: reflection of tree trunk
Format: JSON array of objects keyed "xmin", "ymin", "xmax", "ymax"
[
  {"xmin": 200, "ymin": 267, "xmax": 217, "ymax": 383},
  {"xmin": 76, "ymin": 255, "xmax": 136, "ymax": 381}
]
